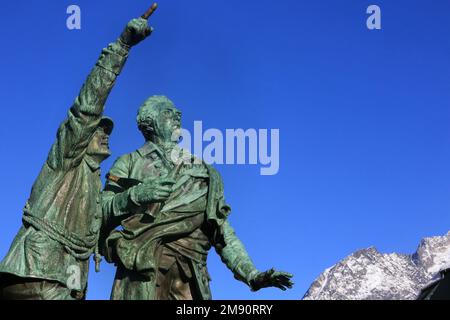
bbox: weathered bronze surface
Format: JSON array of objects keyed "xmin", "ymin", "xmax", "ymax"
[
  {"xmin": 0, "ymin": 9, "xmax": 154, "ymax": 300},
  {"xmin": 0, "ymin": 5, "xmax": 293, "ymax": 300},
  {"xmin": 101, "ymin": 94, "xmax": 294, "ymax": 300}
]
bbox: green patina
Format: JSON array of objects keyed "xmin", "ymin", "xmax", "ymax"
[
  {"xmin": 100, "ymin": 96, "xmax": 293, "ymax": 300},
  {"xmin": 0, "ymin": 17, "xmax": 152, "ymax": 299},
  {"xmin": 0, "ymin": 10, "xmax": 293, "ymax": 300}
]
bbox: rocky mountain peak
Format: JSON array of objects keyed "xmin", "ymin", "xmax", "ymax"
[{"xmin": 303, "ymin": 232, "xmax": 450, "ymax": 300}]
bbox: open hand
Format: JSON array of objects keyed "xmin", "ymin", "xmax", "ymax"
[{"xmin": 250, "ymin": 268, "xmax": 294, "ymax": 292}]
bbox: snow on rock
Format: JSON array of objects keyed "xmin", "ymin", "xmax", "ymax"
[{"xmin": 303, "ymin": 232, "xmax": 450, "ymax": 300}]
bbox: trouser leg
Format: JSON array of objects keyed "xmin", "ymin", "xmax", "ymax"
[
  {"xmin": 110, "ymin": 265, "xmax": 152, "ymax": 300},
  {"xmin": 0, "ymin": 274, "xmax": 75, "ymax": 300},
  {"xmin": 156, "ymin": 262, "xmax": 193, "ymax": 300}
]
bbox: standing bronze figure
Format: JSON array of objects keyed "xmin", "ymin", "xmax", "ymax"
[
  {"xmin": 0, "ymin": 9, "xmax": 155, "ymax": 300},
  {"xmin": 101, "ymin": 95, "xmax": 294, "ymax": 300}
]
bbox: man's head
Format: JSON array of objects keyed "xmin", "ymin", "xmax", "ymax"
[
  {"xmin": 137, "ymin": 95, "xmax": 182, "ymax": 143},
  {"xmin": 86, "ymin": 116, "xmax": 114, "ymax": 162}
]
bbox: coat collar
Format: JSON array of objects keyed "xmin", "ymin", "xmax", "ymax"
[
  {"xmin": 84, "ymin": 155, "xmax": 101, "ymax": 171},
  {"xmin": 136, "ymin": 141, "xmax": 161, "ymax": 157}
]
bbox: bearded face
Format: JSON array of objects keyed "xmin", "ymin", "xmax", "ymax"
[
  {"xmin": 154, "ymin": 106, "xmax": 182, "ymax": 143},
  {"xmin": 137, "ymin": 96, "xmax": 182, "ymax": 144}
]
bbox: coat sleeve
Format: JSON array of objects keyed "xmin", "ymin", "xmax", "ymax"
[
  {"xmin": 101, "ymin": 153, "xmax": 140, "ymax": 225},
  {"xmin": 47, "ymin": 41, "xmax": 130, "ymax": 170},
  {"xmin": 214, "ymin": 220, "xmax": 260, "ymax": 288},
  {"xmin": 99, "ymin": 153, "xmax": 140, "ymax": 258}
]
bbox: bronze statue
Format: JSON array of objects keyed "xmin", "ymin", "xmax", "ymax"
[
  {"xmin": 101, "ymin": 94, "xmax": 294, "ymax": 299},
  {"xmin": 0, "ymin": 8, "xmax": 155, "ymax": 300},
  {"xmin": 0, "ymin": 4, "xmax": 293, "ymax": 300}
]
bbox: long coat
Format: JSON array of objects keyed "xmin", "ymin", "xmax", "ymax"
[
  {"xmin": 101, "ymin": 142, "xmax": 260, "ymax": 300},
  {"xmin": 0, "ymin": 40, "xmax": 129, "ymax": 294}
]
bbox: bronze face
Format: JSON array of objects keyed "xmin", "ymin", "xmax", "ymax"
[
  {"xmin": 154, "ymin": 106, "xmax": 182, "ymax": 143},
  {"xmin": 86, "ymin": 126, "xmax": 111, "ymax": 161}
]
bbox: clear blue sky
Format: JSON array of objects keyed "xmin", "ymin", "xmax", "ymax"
[{"xmin": 1, "ymin": 0, "xmax": 450, "ymax": 300}]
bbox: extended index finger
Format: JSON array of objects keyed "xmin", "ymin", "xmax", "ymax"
[{"xmin": 141, "ymin": 3, "xmax": 158, "ymax": 20}]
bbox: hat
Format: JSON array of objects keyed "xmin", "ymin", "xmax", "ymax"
[{"xmin": 99, "ymin": 116, "xmax": 114, "ymax": 135}]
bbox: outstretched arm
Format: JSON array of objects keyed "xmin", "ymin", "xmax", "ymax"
[
  {"xmin": 47, "ymin": 6, "xmax": 156, "ymax": 170},
  {"xmin": 215, "ymin": 221, "xmax": 294, "ymax": 292}
]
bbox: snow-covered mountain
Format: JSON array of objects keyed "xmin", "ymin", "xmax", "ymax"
[{"xmin": 303, "ymin": 232, "xmax": 450, "ymax": 300}]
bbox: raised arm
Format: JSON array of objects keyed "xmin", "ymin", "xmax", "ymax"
[{"xmin": 47, "ymin": 7, "xmax": 155, "ymax": 170}]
